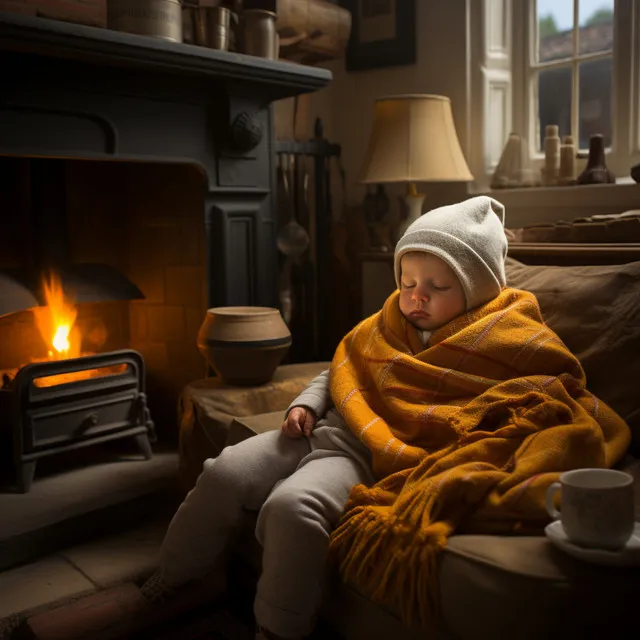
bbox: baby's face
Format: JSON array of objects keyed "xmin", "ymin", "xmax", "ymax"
[{"xmin": 399, "ymin": 252, "xmax": 466, "ymax": 332}]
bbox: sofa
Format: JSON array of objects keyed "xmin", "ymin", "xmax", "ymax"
[{"xmin": 181, "ymin": 251, "xmax": 640, "ymax": 640}]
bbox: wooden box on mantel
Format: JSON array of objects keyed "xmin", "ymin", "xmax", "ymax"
[
  {"xmin": 277, "ymin": 0, "xmax": 350, "ymax": 65},
  {"xmin": 245, "ymin": 0, "xmax": 350, "ymax": 65},
  {"xmin": 0, "ymin": 0, "xmax": 106, "ymax": 28}
]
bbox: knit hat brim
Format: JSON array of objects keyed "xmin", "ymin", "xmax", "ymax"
[{"xmin": 393, "ymin": 196, "xmax": 508, "ymax": 311}]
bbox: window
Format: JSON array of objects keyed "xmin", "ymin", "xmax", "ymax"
[
  {"xmin": 534, "ymin": 0, "xmax": 613, "ymax": 151},
  {"xmin": 471, "ymin": 0, "xmax": 640, "ymax": 186},
  {"xmin": 514, "ymin": 0, "xmax": 640, "ymax": 178}
]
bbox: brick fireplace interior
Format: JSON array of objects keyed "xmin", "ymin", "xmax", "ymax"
[{"xmin": 0, "ymin": 157, "xmax": 208, "ymax": 444}]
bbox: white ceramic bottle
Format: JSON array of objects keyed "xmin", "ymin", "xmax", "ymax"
[{"xmin": 542, "ymin": 125, "xmax": 560, "ymax": 186}]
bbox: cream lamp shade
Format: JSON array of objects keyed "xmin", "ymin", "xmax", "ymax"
[
  {"xmin": 359, "ymin": 94, "xmax": 473, "ymax": 239},
  {"xmin": 359, "ymin": 94, "xmax": 472, "ymax": 183}
]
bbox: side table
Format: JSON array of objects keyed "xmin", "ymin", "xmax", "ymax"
[{"xmin": 178, "ymin": 361, "xmax": 330, "ymax": 491}]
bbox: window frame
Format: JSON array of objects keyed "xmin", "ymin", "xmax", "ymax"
[{"xmin": 511, "ymin": 0, "xmax": 639, "ymax": 179}]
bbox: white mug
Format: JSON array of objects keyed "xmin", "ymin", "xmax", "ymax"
[{"xmin": 546, "ymin": 468, "xmax": 635, "ymax": 550}]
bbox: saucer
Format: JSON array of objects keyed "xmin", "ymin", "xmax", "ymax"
[{"xmin": 545, "ymin": 521, "xmax": 640, "ymax": 567}]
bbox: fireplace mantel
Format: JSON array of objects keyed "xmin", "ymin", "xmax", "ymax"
[
  {"xmin": 0, "ymin": 11, "xmax": 330, "ymax": 103},
  {"xmin": 0, "ymin": 11, "xmax": 332, "ymax": 310}
]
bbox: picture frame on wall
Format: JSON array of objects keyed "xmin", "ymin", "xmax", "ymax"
[{"xmin": 340, "ymin": 0, "xmax": 416, "ymax": 72}]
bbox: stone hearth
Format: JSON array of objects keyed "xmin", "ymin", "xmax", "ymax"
[{"xmin": 0, "ymin": 444, "xmax": 179, "ymax": 572}]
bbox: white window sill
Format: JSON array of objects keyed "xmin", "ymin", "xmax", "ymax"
[{"xmin": 471, "ymin": 180, "xmax": 640, "ymax": 227}]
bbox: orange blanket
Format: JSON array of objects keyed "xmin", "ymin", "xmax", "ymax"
[{"xmin": 328, "ymin": 288, "xmax": 630, "ymax": 626}]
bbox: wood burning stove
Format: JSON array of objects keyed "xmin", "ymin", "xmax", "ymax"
[
  {"xmin": 0, "ymin": 349, "xmax": 155, "ymax": 492},
  {"xmin": 0, "ymin": 154, "xmax": 156, "ymax": 492}
]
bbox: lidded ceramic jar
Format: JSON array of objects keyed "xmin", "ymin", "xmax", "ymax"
[{"xmin": 197, "ymin": 306, "xmax": 291, "ymax": 386}]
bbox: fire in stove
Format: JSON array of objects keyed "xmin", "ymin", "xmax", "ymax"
[
  {"xmin": 34, "ymin": 270, "xmax": 81, "ymax": 361},
  {"xmin": 0, "ymin": 159, "xmax": 155, "ymax": 493},
  {"xmin": 1, "ymin": 271, "xmax": 126, "ymax": 390},
  {"xmin": 0, "ymin": 272, "xmax": 156, "ymax": 493}
]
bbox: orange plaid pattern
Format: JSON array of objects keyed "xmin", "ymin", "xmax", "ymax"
[{"xmin": 329, "ymin": 288, "xmax": 630, "ymax": 626}]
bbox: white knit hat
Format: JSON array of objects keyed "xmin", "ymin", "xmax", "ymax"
[{"xmin": 394, "ymin": 196, "xmax": 508, "ymax": 310}]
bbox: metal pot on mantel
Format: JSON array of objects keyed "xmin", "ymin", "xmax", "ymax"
[
  {"xmin": 107, "ymin": 0, "xmax": 183, "ymax": 43},
  {"xmin": 197, "ymin": 307, "xmax": 292, "ymax": 386}
]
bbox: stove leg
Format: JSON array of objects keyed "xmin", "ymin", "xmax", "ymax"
[
  {"xmin": 135, "ymin": 434, "xmax": 153, "ymax": 460},
  {"xmin": 17, "ymin": 460, "xmax": 37, "ymax": 493}
]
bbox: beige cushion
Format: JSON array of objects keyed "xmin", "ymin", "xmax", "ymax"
[{"xmin": 505, "ymin": 257, "xmax": 640, "ymax": 449}]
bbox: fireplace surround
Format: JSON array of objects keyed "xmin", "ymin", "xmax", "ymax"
[{"xmin": 0, "ymin": 12, "xmax": 331, "ymax": 470}]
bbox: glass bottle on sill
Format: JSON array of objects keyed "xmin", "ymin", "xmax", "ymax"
[{"xmin": 576, "ymin": 134, "xmax": 616, "ymax": 185}]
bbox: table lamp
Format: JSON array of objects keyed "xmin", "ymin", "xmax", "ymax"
[{"xmin": 359, "ymin": 94, "xmax": 473, "ymax": 239}]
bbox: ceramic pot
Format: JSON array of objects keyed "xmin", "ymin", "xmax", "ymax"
[{"xmin": 197, "ymin": 306, "xmax": 291, "ymax": 386}]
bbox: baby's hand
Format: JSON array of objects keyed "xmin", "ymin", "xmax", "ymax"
[{"xmin": 282, "ymin": 406, "xmax": 317, "ymax": 438}]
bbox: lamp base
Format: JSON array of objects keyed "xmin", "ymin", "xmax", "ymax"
[{"xmin": 395, "ymin": 187, "xmax": 426, "ymax": 242}]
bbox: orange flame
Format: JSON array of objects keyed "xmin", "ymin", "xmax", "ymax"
[
  {"xmin": 23, "ymin": 272, "xmax": 122, "ymax": 388},
  {"xmin": 32, "ymin": 272, "xmax": 81, "ymax": 361}
]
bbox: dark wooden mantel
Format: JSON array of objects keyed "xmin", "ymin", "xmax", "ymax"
[
  {"xmin": 0, "ymin": 11, "xmax": 332, "ymax": 310},
  {"xmin": 0, "ymin": 11, "xmax": 330, "ymax": 102}
]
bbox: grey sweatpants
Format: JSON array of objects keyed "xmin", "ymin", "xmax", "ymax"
[{"xmin": 158, "ymin": 423, "xmax": 374, "ymax": 638}]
